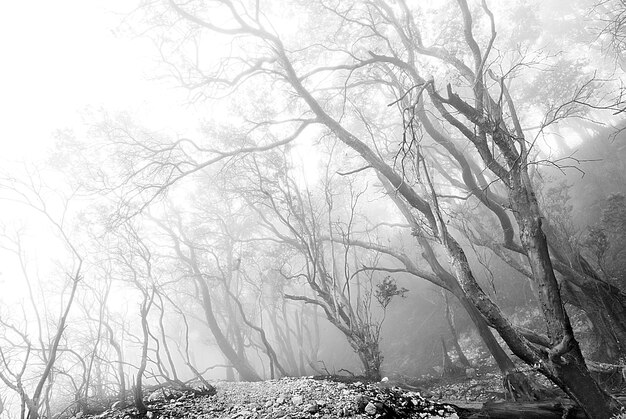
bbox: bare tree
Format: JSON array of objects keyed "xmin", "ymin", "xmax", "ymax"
[
  {"xmin": 0, "ymin": 174, "xmax": 83, "ymax": 419},
  {"xmin": 119, "ymin": 1, "xmax": 626, "ymax": 415},
  {"xmin": 157, "ymin": 215, "xmax": 263, "ymax": 382},
  {"xmin": 229, "ymin": 150, "xmax": 407, "ymax": 380}
]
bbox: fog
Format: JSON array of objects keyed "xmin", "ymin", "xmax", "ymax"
[{"xmin": 1, "ymin": 0, "xmax": 626, "ymax": 418}]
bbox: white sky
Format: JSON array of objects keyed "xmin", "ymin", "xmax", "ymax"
[
  {"xmin": 0, "ymin": 0, "xmax": 319, "ymax": 298},
  {"xmin": 0, "ymin": 1, "xmax": 181, "ymax": 308},
  {"xmin": 0, "ymin": 0, "xmax": 198, "ymax": 161}
]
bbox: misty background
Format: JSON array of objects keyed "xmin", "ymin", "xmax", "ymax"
[{"xmin": 1, "ymin": 0, "xmax": 626, "ymax": 417}]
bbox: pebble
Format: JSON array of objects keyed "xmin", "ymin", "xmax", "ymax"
[
  {"xmin": 364, "ymin": 401, "xmax": 378, "ymax": 415},
  {"xmin": 78, "ymin": 377, "xmax": 459, "ymax": 419},
  {"xmin": 305, "ymin": 401, "xmax": 318, "ymax": 413}
]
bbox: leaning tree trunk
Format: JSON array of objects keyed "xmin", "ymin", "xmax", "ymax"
[
  {"xmin": 453, "ymin": 283, "xmax": 544, "ymax": 400},
  {"xmin": 380, "ymin": 174, "xmax": 542, "ymax": 400},
  {"xmin": 543, "ymin": 222, "xmax": 626, "ymax": 361},
  {"xmin": 561, "ymin": 281, "xmax": 622, "ymax": 362},
  {"xmin": 196, "ymin": 280, "xmax": 261, "ymax": 381},
  {"xmin": 507, "ymin": 171, "xmax": 622, "ymax": 417},
  {"xmin": 167, "ymin": 231, "xmax": 262, "ymax": 382}
]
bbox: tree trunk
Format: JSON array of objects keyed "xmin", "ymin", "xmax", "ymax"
[
  {"xmin": 351, "ymin": 337, "xmax": 382, "ymax": 381},
  {"xmin": 441, "ymin": 337, "xmax": 465, "ymax": 378},
  {"xmin": 508, "ymin": 173, "xmax": 622, "ymax": 418},
  {"xmin": 168, "ymin": 233, "xmax": 262, "ymax": 382},
  {"xmin": 444, "ymin": 293, "xmax": 471, "ymax": 368},
  {"xmin": 134, "ymin": 290, "xmax": 154, "ymax": 416},
  {"xmin": 561, "ymin": 281, "xmax": 622, "ymax": 362},
  {"xmin": 380, "ymin": 174, "xmax": 541, "ymax": 400},
  {"xmin": 294, "ymin": 309, "xmax": 308, "ymax": 375},
  {"xmin": 459, "ymin": 399, "xmax": 588, "ymax": 418},
  {"xmin": 28, "ymin": 275, "xmax": 80, "ymax": 419},
  {"xmin": 267, "ymin": 305, "xmax": 299, "ymax": 375},
  {"xmin": 453, "ymin": 285, "xmax": 545, "ymax": 401},
  {"xmin": 197, "ymin": 282, "xmax": 261, "ymax": 381},
  {"xmin": 105, "ymin": 323, "xmax": 126, "ymax": 402},
  {"xmin": 544, "ymin": 222, "xmax": 626, "ymax": 361}
]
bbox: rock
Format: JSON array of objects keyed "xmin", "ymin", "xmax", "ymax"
[
  {"xmin": 148, "ymin": 390, "xmax": 162, "ymax": 401},
  {"xmin": 305, "ymin": 401, "xmax": 318, "ymax": 413},
  {"xmin": 291, "ymin": 395, "xmax": 303, "ymax": 405},
  {"xmin": 338, "ymin": 406, "xmax": 351, "ymax": 416},
  {"xmin": 355, "ymin": 395, "xmax": 369, "ymax": 412},
  {"xmin": 381, "ymin": 376, "xmax": 389, "ymax": 382},
  {"xmin": 276, "ymin": 396, "xmax": 285, "ymax": 405},
  {"xmin": 364, "ymin": 402, "xmax": 378, "ymax": 415}
]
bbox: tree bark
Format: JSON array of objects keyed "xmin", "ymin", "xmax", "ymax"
[
  {"xmin": 441, "ymin": 337, "xmax": 465, "ymax": 378},
  {"xmin": 379, "ymin": 173, "xmax": 542, "ymax": 400},
  {"xmin": 444, "ymin": 293, "xmax": 471, "ymax": 368},
  {"xmin": 508, "ymin": 171, "xmax": 622, "ymax": 417}
]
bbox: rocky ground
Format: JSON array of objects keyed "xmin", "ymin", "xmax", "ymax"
[
  {"xmin": 76, "ymin": 367, "xmax": 624, "ymax": 419},
  {"xmin": 80, "ymin": 377, "xmax": 461, "ymax": 419}
]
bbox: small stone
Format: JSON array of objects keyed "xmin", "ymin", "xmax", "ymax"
[
  {"xmin": 355, "ymin": 395, "xmax": 369, "ymax": 412},
  {"xmin": 306, "ymin": 401, "xmax": 319, "ymax": 413},
  {"xmin": 264, "ymin": 400, "xmax": 273, "ymax": 408},
  {"xmin": 292, "ymin": 395, "xmax": 304, "ymax": 405},
  {"xmin": 148, "ymin": 391, "xmax": 161, "ymax": 402},
  {"xmin": 364, "ymin": 402, "xmax": 378, "ymax": 415},
  {"xmin": 276, "ymin": 396, "xmax": 285, "ymax": 404}
]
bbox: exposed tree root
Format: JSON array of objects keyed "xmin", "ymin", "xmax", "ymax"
[{"xmin": 502, "ymin": 371, "xmax": 556, "ymax": 402}]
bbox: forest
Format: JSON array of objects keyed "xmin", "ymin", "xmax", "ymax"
[{"xmin": 1, "ymin": 0, "xmax": 626, "ymax": 418}]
